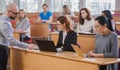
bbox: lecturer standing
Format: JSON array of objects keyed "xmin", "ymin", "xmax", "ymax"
[{"xmin": 0, "ymin": 3, "xmax": 34, "ymax": 70}]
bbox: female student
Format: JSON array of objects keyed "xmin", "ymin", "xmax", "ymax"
[
  {"xmin": 56, "ymin": 16, "xmax": 77, "ymax": 52},
  {"xmin": 102, "ymin": 10, "xmax": 115, "ymax": 31},
  {"xmin": 88, "ymin": 16, "xmax": 119, "ymax": 70},
  {"xmin": 16, "ymin": 9, "xmax": 30, "ymax": 42},
  {"xmin": 36, "ymin": 4, "xmax": 53, "ymax": 31},
  {"xmin": 77, "ymin": 8, "xmax": 94, "ymax": 33},
  {"xmin": 60, "ymin": 5, "xmax": 75, "ymax": 18},
  {"xmin": 60, "ymin": 5, "xmax": 77, "ymax": 30},
  {"xmin": 37, "ymin": 4, "xmax": 52, "ymax": 23}
]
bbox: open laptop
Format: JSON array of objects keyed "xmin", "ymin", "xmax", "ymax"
[
  {"xmin": 71, "ymin": 44, "xmax": 86, "ymax": 58},
  {"xmin": 36, "ymin": 40, "xmax": 57, "ymax": 52}
]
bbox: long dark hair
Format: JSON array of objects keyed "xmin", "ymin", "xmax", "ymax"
[
  {"xmin": 95, "ymin": 16, "xmax": 112, "ymax": 31},
  {"xmin": 57, "ymin": 16, "xmax": 71, "ymax": 32},
  {"xmin": 79, "ymin": 8, "xmax": 91, "ymax": 25},
  {"xmin": 102, "ymin": 10, "xmax": 113, "ymax": 20},
  {"xmin": 102, "ymin": 10, "xmax": 114, "ymax": 31}
]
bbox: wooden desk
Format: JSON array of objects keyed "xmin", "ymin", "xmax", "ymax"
[
  {"xmin": 77, "ymin": 34, "xmax": 95, "ymax": 53},
  {"xmin": 13, "ymin": 31, "xmax": 28, "ymax": 41},
  {"xmin": 13, "ymin": 32, "xmax": 19, "ymax": 40},
  {"xmin": 51, "ymin": 33, "xmax": 120, "ymax": 53},
  {"xmin": 10, "ymin": 48, "xmax": 120, "ymax": 70},
  {"xmin": 51, "ymin": 32, "xmax": 59, "ymax": 45},
  {"xmin": 116, "ymin": 22, "xmax": 120, "ymax": 30},
  {"xmin": 51, "ymin": 33, "xmax": 95, "ymax": 53}
]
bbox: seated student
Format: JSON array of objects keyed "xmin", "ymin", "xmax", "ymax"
[
  {"xmin": 102, "ymin": 10, "xmax": 115, "ymax": 31},
  {"xmin": 60, "ymin": 5, "xmax": 77, "ymax": 30},
  {"xmin": 88, "ymin": 16, "xmax": 119, "ymax": 70},
  {"xmin": 56, "ymin": 16, "xmax": 77, "ymax": 52},
  {"xmin": 16, "ymin": 9, "xmax": 30, "ymax": 42},
  {"xmin": 36, "ymin": 4, "xmax": 53, "ymax": 31},
  {"xmin": 102, "ymin": 10, "xmax": 120, "ymax": 35},
  {"xmin": 77, "ymin": 8, "xmax": 94, "ymax": 33}
]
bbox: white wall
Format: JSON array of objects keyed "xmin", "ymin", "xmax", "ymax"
[
  {"xmin": 79, "ymin": 0, "xmax": 86, "ymax": 9},
  {"xmin": 45, "ymin": 0, "xmax": 52, "ymax": 11},
  {"xmin": 115, "ymin": 0, "xmax": 120, "ymax": 10}
]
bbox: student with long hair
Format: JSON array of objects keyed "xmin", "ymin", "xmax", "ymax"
[
  {"xmin": 77, "ymin": 8, "xmax": 94, "ymax": 33},
  {"xmin": 88, "ymin": 16, "xmax": 119, "ymax": 70},
  {"xmin": 60, "ymin": 5, "xmax": 77, "ymax": 30},
  {"xmin": 56, "ymin": 16, "xmax": 77, "ymax": 52},
  {"xmin": 16, "ymin": 9, "xmax": 30, "ymax": 42},
  {"xmin": 102, "ymin": 10, "xmax": 115, "ymax": 31}
]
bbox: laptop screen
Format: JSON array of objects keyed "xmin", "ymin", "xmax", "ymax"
[{"xmin": 36, "ymin": 40, "xmax": 57, "ymax": 52}]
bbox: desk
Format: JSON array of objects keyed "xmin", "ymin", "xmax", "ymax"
[
  {"xmin": 13, "ymin": 31, "xmax": 28, "ymax": 41},
  {"xmin": 51, "ymin": 32, "xmax": 120, "ymax": 53},
  {"xmin": 10, "ymin": 48, "xmax": 120, "ymax": 70},
  {"xmin": 51, "ymin": 32, "xmax": 59, "ymax": 45},
  {"xmin": 77, "ymin": 34, "xmax": 95, "ymax": 53},
  {"xmin": 13, "ymin": 32, "xmax": 19, "ymax": 40},
  {"xmin": 51, "ymin": 33, "xmax": 95, "ymax": 53},
  {"xmin": 116, "ymin": 22, "xmax": 120, "ymax": 30}
]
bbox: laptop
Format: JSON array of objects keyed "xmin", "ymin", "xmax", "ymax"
[
  {"xmin": 36, "ymin": 40, "xmax": 57, "ymax": 52},
  {"xmin": 71, "ymin": 44, "xmax": 86, "ymax": 58}
]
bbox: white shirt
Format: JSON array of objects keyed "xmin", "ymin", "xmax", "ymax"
[
  {"xmin": 77, "ymin": 19, "xmax": 94, "ymax": 33},
  {"xmin": 62, "ymin": 31, "xmax": 67, "ymax": 44}
]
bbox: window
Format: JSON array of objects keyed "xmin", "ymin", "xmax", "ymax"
[
  {"xmin": 0, "ymin": 0, "xmax": 4, "ymax": 13},
  {"xmin": 52, "ymin": 0, "xmax": 80, "ymax": 12},
  {"xmin": 19, "ymin": 0, "xmax": 45, "ymax": 12},
  {"xmin": 86, "ymin": 0, "xmax": 115, "ymax": 14},
  {"xmin": 0, "ymin": 0, "xmax": 13, "ymax": 13}
]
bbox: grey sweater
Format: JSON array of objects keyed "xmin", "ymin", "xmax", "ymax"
[
  {"xmin": 0, "ymin": 14, "xmax": 28, "ymax": 48},
  {"xmin": 16, "ymin": 18, "xmax": 30, "ymax": 38},
  {"xmin": 94, "ymin": 32, "xmax": 119, "ymax": 70}
]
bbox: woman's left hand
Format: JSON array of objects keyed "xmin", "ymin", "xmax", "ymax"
[{"xmin": 87, "ymin": 51, "xmax": 97, "ymax": 57}]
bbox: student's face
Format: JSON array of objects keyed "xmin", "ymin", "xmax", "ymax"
[
  {"xmin": 94, "ymin": 20, "xmax": 106, "ymax": 34},
  {"xmin": 101, "ymin": 12, "xmax": 105, "ymax": 17},
  {"xmin": 63, "ymin": 7, "xmax": 68, "ymax": 12},
  {"xmin": 81, "ymin": 10, "xmax": 88, "ymax": 19},
  {"xmin": 56, "ymin": 21, "xmax": 65, "ymax": 31},
  {"xmin": 42, "ymin": 6, "xmax": 48, "ymax": 12},
  {"xmin": 19, "ymin": 11, "xmax": 25, "ymax": 18}
]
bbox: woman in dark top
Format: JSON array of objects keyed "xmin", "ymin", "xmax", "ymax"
[
  {"xmin": 102, "ymin": 10, "xmax": 115, "ymax": 31},
  {"xmin": 56, "ymin": 16, "xmax": 77, "ymax": 52},
  {"xmin": 88, "ymin": 16, "xmax": 119, "ymax": 70}
]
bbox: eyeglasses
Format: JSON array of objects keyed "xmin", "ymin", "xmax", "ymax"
[
  {"xmin": 57, "ymin": 23, "xmax": 62, "ymax": 26},
  {"xmin": 9, "ymin": 11, "xmax": 18, "ymax": 15},
  {"xmin": 94, "ymin": 25, "xmax": 102, "ymax": 29}
]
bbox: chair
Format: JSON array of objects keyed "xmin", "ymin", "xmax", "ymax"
[{"xmin": 30, "ymin": 24, "xmax": 50, "ymax": 43}]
